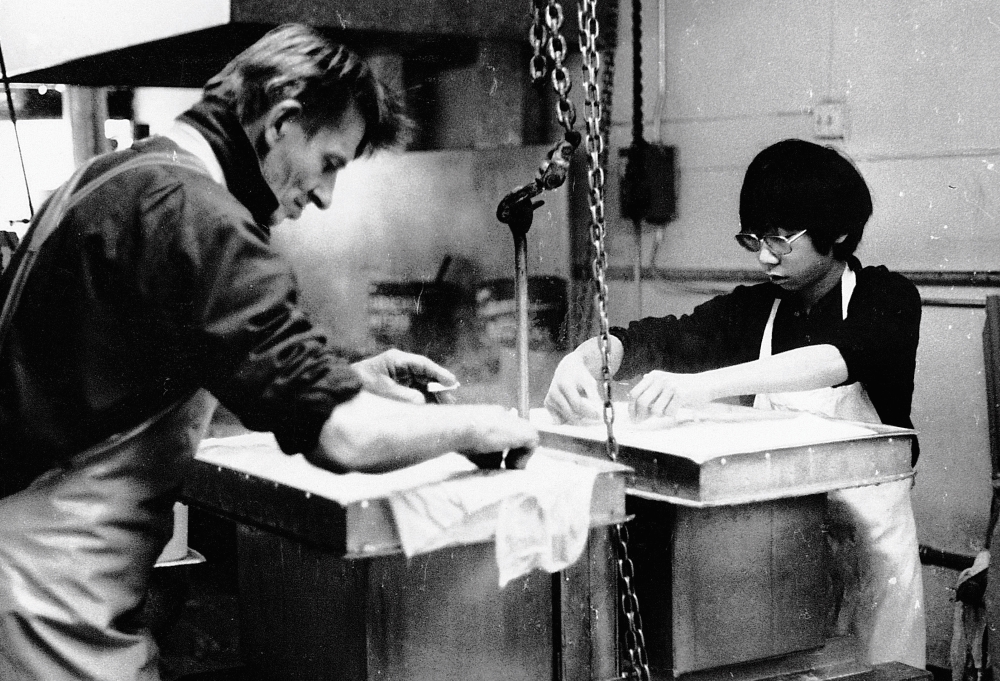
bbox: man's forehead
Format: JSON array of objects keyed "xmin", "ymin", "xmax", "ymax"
[
  {"xmin": 305, "ymin": 103, "xmax": 366, "ymax": 149},
  {"xmin": 309, "ymin": 107, "xmax": 365, "ymax": 157}
]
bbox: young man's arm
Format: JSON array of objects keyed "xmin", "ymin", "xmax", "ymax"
[
  {"xmin": 629, "ymin": 344, "xmax": 847, "ymax": 419},
  {"xmin": 825, "ymin": 269, "xmax": 922, "ymax": 428},
  {"xmin": 544, "ymin": 287, "xmax": 766, "ymax": 423},
  {"xmin": 545, "ymin": 335, "xmax": 847, "ymax": 422}
]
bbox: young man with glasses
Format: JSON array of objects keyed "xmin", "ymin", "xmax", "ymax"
[{"xmin": 545, "ymin": 138, "xmax": 924, "ymax": 668}]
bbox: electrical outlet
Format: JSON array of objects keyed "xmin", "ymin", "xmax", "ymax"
[{"xmin": 813, "ymin": 101, "xmax": 847, "ymax": 140}]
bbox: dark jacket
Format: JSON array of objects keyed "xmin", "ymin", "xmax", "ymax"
[
  {"xmin": 610, "ymin": 256, "xmax": 922, "ymax": 461},
  {"xmin": 0, "ymin": 99, "xmax": 361, "ymax": 494}
]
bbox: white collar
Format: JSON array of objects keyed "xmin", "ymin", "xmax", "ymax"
[{"xmin": 162, "ymin": 120, "xmax": 227, "ymax": 188}]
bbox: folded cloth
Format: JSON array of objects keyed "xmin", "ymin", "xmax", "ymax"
[
  {"xmin": 387, "ymin": 472, "xmax": 520, "ymax": 556},
  {"xmin": 387, "ymin": 449, "xmax": 601, "ymax": 587},
  {"xmin": 494, "ymin": 451, "xmax": 600, "ymax": 587}
]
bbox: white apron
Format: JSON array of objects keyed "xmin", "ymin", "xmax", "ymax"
[{"xmin": 753, "ymin": 266, "xmax": 926, "ymax": 669}]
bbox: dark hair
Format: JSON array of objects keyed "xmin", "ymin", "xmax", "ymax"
[
  {"xmin": 738, "ymin": 139, "xmax": 872, "ymax": 259},
  {"xmin": 202, "ymin": 23, "xmax": 413, "ymax": 156}
]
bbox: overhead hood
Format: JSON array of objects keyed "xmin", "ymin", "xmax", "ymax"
[{"xmin": 3, "ymin": 0, "xmax": 613, "ymax": 88}]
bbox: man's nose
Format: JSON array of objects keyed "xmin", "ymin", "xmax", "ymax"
[{"xmin": 310, "ymin": 175, "xmax": 338, "ymax": 210}]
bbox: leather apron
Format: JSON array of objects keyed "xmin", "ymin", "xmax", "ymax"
[
  {"xmin": 753, "ymin": 265, "xmax": 926, "ymax": 668},
  {"xmin": 0, "ymin": 152, "xmax": 217, "ymax": 681}
]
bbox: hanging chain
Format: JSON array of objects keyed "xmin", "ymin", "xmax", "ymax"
[
  {"xmin": 529, "ymin": 1, "xmax": 549, "ymax": 82},
  {"xmin": 572, "ymin": 0, "xmax": 617, "ymax": 349},
  {"xmin": 578, "ymin": 2, "xmax": 650, "ymax": 680},
  {"xmin": 613, "ymin": 523, "xmax": 650, "ymax": 681},
  {"xmin": 598, "ymin": 0, "xmax": 617, "ymax": 173},
  {"xmin": 548, "ymin": 1, "xmax": 577, "ymax": 136},
  {"xmin": 531, "ymin": 0, "xmax": 579, "ymax": 141},
  {"xmin": 578, "ymin": 0, "xmax": 616, "ymax": 466},
  {"xmin": 528, "ymin": 4, "xmax": 649, "ymax": 678}
]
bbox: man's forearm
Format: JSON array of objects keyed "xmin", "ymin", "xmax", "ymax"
[{"xmin": 310, "ymin": 391, "xmax": 537, "ymax": 474}]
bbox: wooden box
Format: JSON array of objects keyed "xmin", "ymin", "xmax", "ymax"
[
  {"xmin": 532, "ymin": 407, "xmax": 917, "ymax": 678},
  {"xmin": 183, "ymin": 434, "xmax": 630, "ymax": 680}
]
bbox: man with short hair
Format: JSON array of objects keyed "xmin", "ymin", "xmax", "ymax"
[{"xmin": 0, "ymin": 24, "xmax": 537, "ymax": 680}]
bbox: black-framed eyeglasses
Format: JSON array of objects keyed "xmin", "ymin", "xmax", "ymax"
[{"xmin": 734, "ymin": 230, "xmax": 808, "ymax": 256}]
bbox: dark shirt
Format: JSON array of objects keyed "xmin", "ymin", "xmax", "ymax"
[
  {"xmin": 0, "ymin": 99, "xmax": 362, "ymax": 494},
  {"xmin": 610, "ymin": 256, "xmax": 922, "ymax": 462}
]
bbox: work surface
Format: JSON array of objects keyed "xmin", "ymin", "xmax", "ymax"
[
  {"xmin": 184, "ymin": 432, "xmax": 628, "ymax": 558},
  {"xmin": 532, "ymin": 403, "xmax": 917, "ymax": 506}
]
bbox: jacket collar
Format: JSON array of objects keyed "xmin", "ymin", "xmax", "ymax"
[{"xmin": 176, "ymin": 97, "xmax": 279, "ymax": 227}]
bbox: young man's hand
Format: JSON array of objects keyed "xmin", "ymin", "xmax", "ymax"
[
  {"xmin": 544, "ymin": 335, "xmax": 626, "ymax": 424},
  {"xmin": 544, "ymin": 352, "xmax": 603, "ymax": 423},
  {"xmin": 629, "ymin": 370, "xmax": 717, "ymax": 421}
]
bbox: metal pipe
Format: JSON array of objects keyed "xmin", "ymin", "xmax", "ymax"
[
  {"xmin": 634, "ymin": 221, "xmax": 643, "ymax": 317},
  {"xmin": 514, "ymin": 230, "xmax": 530, "ymax": 418}
]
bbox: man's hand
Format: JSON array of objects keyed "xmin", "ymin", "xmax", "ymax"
[
  {"xmin": 310, "ymin": 392, "xmax": 539, "ymax": 474},
  {"xmin": 352, "ymin": 349, "xmax": 458, "ymax": 404},
  {"xmin": 456, "ymin": 404, "xmax": 539, "ymax": 454},
  {"xmin": 629, "ymin": 370, "xmax": 716, "ymax": 421},
  {"xmin": 543, "ymin": 352, "xmax": 603, "ymax": 423}
]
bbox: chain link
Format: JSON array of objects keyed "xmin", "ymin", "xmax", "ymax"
[
  {"xmin": 614, "ymin": 524, "xmax": 651, "ymax": 681},
  {"xmin": 530, "ymin": 0, "xmax": 577, "ymax": 137},
  {"xmin": 529, "ymin": 0, "xmax": 550, "ymax": 82},
  {"xmin": 577, "ymin": 0, "xmax": 614, "ymax": 465},
  {"xmin": 598, "ymin": 1, "xmax": 616, "ymax": 172},
  {"xmin": 578, "ymin": 2, "xmax": 650, "ymax": 680},
  {"xmin": 529, "ymin": 3, "xmax": 649, "ymax": 678}
]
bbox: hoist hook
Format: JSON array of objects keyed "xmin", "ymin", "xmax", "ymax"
[{"xmin": 496, "ymin": 132, "xmax": 580, "ymax": 235}]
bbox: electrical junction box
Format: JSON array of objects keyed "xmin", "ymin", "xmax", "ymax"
[
  {"xmin": 813, "ymin": 101, "xmax": 847, "ymax": 140},
  {"xmin": 619, "ymin": 142, "xmax": 677, "ymax": 225}
]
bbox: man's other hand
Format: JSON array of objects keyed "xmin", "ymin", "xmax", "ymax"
[{"xmin": 352, "ymin": 349, "xmax": 458, "ymax": 403}]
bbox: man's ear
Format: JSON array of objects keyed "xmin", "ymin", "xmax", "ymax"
[{"xmin": 263, "ymin": 99, "xmax": 303, "ymax": 147}]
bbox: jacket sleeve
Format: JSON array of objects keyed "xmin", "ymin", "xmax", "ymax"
[
  {"xmin": 134, "ymin": 174, "xmax": 361, "ymax": 454},
  {"xmin": 826, "ymin": 267, "xmax": 921, "ymax": 426},
  {"xmin": 611, "ymin": 285, "xmax": 770, "ymax": 380}
]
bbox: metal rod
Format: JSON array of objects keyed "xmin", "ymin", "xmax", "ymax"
[
  {"xmin": 594, "ymin": 264, "xmax": 1000, "ymax": 289},
  {"xmin": 634, "ymin": 220, "xmax": 643, "ymax": 317},
  {"xmin": 514, "ymin": 230, "xmax": 530, "ymax": 418},
  {"xmin": 0, "ymin": 37, "xmax": 35, "ymax": 217}
]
